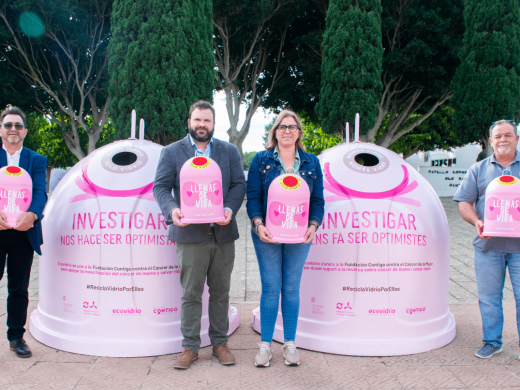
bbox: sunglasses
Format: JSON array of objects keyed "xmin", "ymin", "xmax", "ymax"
[{"xmin": 1, "ymin": 122, "xmax": 24, "ymax": 131}]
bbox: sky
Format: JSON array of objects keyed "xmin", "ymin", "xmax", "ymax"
[{"xmin": 211, "ymin": 91, "xmax": 277, "ymax": 153}]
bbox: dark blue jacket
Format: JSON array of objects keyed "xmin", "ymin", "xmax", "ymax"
[
  {"xmin": 0, "ymin": 146, "xmax": 47, "ymax": 255},
  {"xmin": 246, "ymin": 148, "xmax": 325, "ymax": 226}
]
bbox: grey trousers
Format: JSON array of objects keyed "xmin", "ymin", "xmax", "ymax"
[{"xmin": 176, "ymin": 232, "xmax": 235, "ymax": 354}]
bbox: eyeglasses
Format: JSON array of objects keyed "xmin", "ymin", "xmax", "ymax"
[
  {"xmin": 1, "ymin": 122, "xmax": 24, "ymax": 131},
  {"xmin": 276, "ymin": 125, "xmax": 299, "ymax": 133}
]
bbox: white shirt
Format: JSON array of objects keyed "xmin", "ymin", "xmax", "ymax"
[{"xmin": 2, "ymin": 144, "xmax": 22, "ymax": 167}]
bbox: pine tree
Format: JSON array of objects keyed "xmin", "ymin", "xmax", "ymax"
[
  {"xmin": 451, "ymin": 0, "xmax": 520, "ymax": 153},
  {"xmin": 108, "ymin": 0, "xmax": 214, "ymax": 144},
  {"xmin": 316, "ymin": 0, "xmax": 383, "ymax": 137}
]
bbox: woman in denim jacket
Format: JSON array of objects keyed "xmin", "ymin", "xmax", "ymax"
[{"xmin": 247, "ymin": 110, "xmax": 324, "ymax": 367}]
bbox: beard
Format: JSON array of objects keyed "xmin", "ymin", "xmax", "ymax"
[
  {"xmin": 3, "ymin": 133, "xmax": 23, "ymax": 144},
  {"xmin": 496, "ymin": 144, "xmax": 512, "ymax": 154},
  {"xmin": 188, "ymin": 125, "xmax": 214, "ymax": 143}
]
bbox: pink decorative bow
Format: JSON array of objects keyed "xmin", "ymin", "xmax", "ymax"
[
  {"xmin": 323, "ymin": 162, "xmax": 420, "ymax": 207},
  {"xmin": 69, "ymin": 161, "xmax": 155, "ymax": 203}
]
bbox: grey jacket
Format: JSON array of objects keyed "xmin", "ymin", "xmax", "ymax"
[{"xmin": 153, "ymin": 136, "xmax": 246, "ymax": 244}]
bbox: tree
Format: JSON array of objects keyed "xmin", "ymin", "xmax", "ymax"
[
  {"xmin": 24, "ymin": 112, "xmax": 115, "ymax": 191},
  {"xmin": 0, "ymin": 0, "xmax": 112, "ymax": 160},
  {"xmin": 316, "ymin": 0, "xmax": 383, "ymax": 139},
  {"xmin": 264, "ymin": 0, "xmax": 464, "ymax": 149},
  {"xmin": 451, "ymin": 0, "xmax": 520, "ymax": 154},
  {"xmin": 383, "ymin": 105, "xmax": 463, "ymax": 158},
  {"xmin": 261, "ymin": 0, "xmax": 328, "ymax": 124},
  {"xmin": 109, "ymin": 0, "xmax": 214, "ymax": 145},
  {"xmin": 301, "ymin": 116, "xmax": 341, "ymax": 155},
  {"xmin": 242, "ymin": 151, "xmax": 257, "ymax": 170},
  {"xmin": 213, "ymin": 0, "xmax": 302, "ymax": 161}
]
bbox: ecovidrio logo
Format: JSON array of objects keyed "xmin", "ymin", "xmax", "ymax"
[
  {"xmin": 112, "ymin": 308, "xmax": 141, "ymax": 316},
  {"xmin": 368, "ymin": 308, "xmax": 395, "ymax": 316},
  {"xmin": 406, "ymin": 307, "xmax": 426, "ymax": 315}
]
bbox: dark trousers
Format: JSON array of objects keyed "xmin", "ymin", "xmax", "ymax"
[
  {"xmin": 176, "ymin": 231, "xmax": 235, "ymax": 354},
  {"xmin": 0, "ymin": 230, "xmax": 34, "ymax": 341}
]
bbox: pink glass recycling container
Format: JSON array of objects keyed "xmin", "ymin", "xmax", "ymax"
[
  {"xmin": 483, "ymin": 175, "xmax": 520, "ymax": 237},
  {"xmin": 0, "ymin": 166, "xmax": 33, "ymax": 227},
  {"xmin": 179, "ymin": 156, "xmax": 225, "ymax": 223},
  {"xmin": 253, "ymin": 117, "xmax": 455, "ymax": 356},
  {"xmin": 266, "ymin": 173, "xmax": 310, "ymax": 243},
  {"xmin": 30, "ymin": 113, "xmax": 238, "ymax": 357}
]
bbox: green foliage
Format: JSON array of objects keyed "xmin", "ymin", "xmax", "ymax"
[
  {"xmin": 316, "ymin": 0, "xmax": 384, "ymax": 135},
  {"xmin": 264, "ymin": 0, "xmax": 463, "ymax": 148},
  {"xmin": 0, "ymin": 0, "xmax": 113, "ymax": 159},
  {"xmin": 109, "ymin": 0, "xmax": 214, "ymax": 145},
  {"xmin": 301, "ymin": 117, "xmax": 341, "ymax": 156},
  {"xmin": 242, "ymin": 152, "xmax": 257, "ymax": 170},
  {"xmin": 385, "ymin": 106, "xmax": 463, "ymax": 157},
  {"xmin": 451, "ymin": 0, "xmax": 520, "ymax": 146},
  {"xmin": 25, "ymin": 112, "xmax": 115, "ymax": 170}
]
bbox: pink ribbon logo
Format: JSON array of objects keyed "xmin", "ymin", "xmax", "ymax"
[
  {"xmin": 323, "ymin": 162, "xmax": 420, "ymax": 207},
  {"xmin": 69, "ymin": 161, "xmax": 155, "ymax": 203}
]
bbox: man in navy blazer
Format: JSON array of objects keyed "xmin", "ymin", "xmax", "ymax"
[{"xmin": 0, "ymin": 107, "xmax": 47, "ymax": 358}]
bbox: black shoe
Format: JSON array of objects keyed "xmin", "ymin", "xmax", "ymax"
[{"xmin": 9, "ymin": 339, "xmax": 32, "ymax": 358}]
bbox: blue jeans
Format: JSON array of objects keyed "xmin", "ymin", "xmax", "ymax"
[
  {"xmin": 474, "ymin": 247, "xmax": 520, "ymax": 347},
  {"xmin": 251, "ymin": 230, "xmax": 311, "ymax": 343}
]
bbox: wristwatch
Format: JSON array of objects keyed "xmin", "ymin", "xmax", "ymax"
[
  {"xmin": 32, "ymin": 212, "xmax": 39, "ymax": 222},
  {"xmin": 253, "ymin": 220, "xmax": 264, "ymax": 234},
  {"xmin": 308, "ymin": 221, "xmax": 319, "ymax": 231}
]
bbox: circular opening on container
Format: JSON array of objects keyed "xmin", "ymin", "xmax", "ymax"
[
  {"xmin": 193, "ymin": 157, "xmax": 208, "ymax": 166},
  {"xmin": 283, "ymin": 176, "xmax": 298, "ymax": 188},
  {"xmin": 112, "ymin": 152, "xmax": 138, "ymax": 166},
  {"xmin": 6, "ymin": 166, "xmax": 21, "ymax": 174},
  {"xmin": 354, "ymin": 153, "xmax": 379, "ymax": 167},
  {"xmin": 502, "ymin": 175, "xmax": 515, "ymax": 183}
]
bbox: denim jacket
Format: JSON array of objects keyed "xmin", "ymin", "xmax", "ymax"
[{"xmin": 246, "ymin": 148, "xmax": 325, "ymax": 226}]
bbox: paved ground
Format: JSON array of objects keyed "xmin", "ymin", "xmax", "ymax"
[{"xmin": 1, "ymin": 198, "xmax": 520, "ymax": 389}]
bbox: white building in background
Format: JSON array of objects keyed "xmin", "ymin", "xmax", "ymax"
[
  {"xmin": 405, "ymin": 144, "xmax": 482, "ymax": 197},
  {"xmin": 406, "ymin": 136, "xmax": 520, "ymax": 197}
]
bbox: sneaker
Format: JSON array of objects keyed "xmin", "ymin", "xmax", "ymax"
[
  {"xmin": 282, "ymin": 341, "xmax": 300, "ymax": 366},
  {"xmin": 475, "ymin": 343, "xmax": 502, "ymax": 359},
  {"xmin": 255, "ymin": 342, "xmax": 273, "ymax": 367}
]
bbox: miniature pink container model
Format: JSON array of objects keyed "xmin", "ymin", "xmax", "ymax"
[
  {"xmin": 0, "ymin": 166, "xmax": 32, "ymax": 227},
  {"xmin": 30, "ymin": 112, "xmax": 238, "ymax": 357},
  {"xmin": 252, "ymin": 115, "xmax": 456, "ymax": 356},
  {"xmin": 179, "ymin": 156, "xmax": 225, "ymax": 223},
  {"xmin": 266, "ymin": 173, "xmax": 310, "ymax": 243},
  {"xmin": 483, "ymin": 175, "xmax": 520, "ymax": 237}
]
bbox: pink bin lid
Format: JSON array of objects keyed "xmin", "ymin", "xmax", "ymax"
[
  {"xmin": 0, "ymin": 166, "xmax": 33, "ymax": 227},
  {"xmin": 486, "ymin": 175, "xmax": 520, "ymax": 194},
  {"xmin": 268, "ymin": 174, "xmax": 310, "ymax": 198},
  {"xmin": 179, "ymin": 156, "xmax": 222, "ymax": 179}
]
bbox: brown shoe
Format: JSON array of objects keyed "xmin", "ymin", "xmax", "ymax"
[
  {"xmin": 173, "ymin": 348, "xmax": 198, "ymax": 369},
  {"xmin": 213, "ymin": 344, "xmax": 235, "ymax": 365}
]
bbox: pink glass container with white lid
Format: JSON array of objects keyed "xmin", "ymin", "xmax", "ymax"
[
  {"xmin": 0, "ymin": 166, "xmax": 33, "ymax": 227},
  {"xmin": 483, "ymin": 171, "xmax": 520, "ymax": 237},
  {"xmin": 179, "ymin": 156, "xmax": 225, "ymax": 223},
  {"xmin": 266, "ymin": 168, "xmax": 310, "ymax": 243}
]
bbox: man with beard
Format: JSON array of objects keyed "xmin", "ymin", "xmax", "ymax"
[
  {"xmin": 0, "ymin": 107, "xmax": 47, "ymax": 358},
  {"xmin": 455, "ymin": 120, "xmax": 520, "ymax": 359},
  {"xmin": 153, "ymin": 100, "xmax": 246, "ymax": 369}
]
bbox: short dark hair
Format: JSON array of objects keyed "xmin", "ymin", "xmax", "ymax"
[
  {"xmin": 189, "ymin": 100, "xmax": 215, "ymax": 121},
  {"xmin": 0, "ymin": 106, "xmax": 27, "ymax": 128}
]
